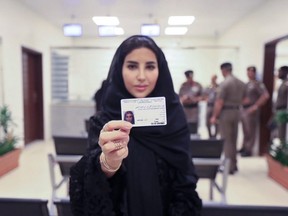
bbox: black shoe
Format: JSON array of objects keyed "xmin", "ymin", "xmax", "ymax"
[
  {"xmin": 241, "ymin": 151, "xmax": 252, "ymax": 157},
  {"xmin": 238, "ymin": 148, "xmax": 245, "ymax": 153},
  {"xmin": 229, "ymin": 167, "xmax": 238, "ymax": 175}
]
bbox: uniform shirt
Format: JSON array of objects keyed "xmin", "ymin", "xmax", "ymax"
[
  {"xmin": 244, "ymin": 80, "xmax": 268, "ymax": 105},
  {"xmin": 204, "ymin": 84, "xmax": 218, "ymax": 105},
  {"xmin": 179, "ymin": 81, "xmax": 202, "ymax": 106},
  {"xmin": 276, "ymin": 79, "xmax": 288, "ymax": 109},
  {"xmin": 217, "ymin": 74, "xmax": 245, "ymax": 107}
]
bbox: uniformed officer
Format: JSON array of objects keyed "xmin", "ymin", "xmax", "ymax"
[
  {"xmin": 275, "ymin": 66, "xmax": 288, "ymax": 142},
  {"xmin": 179, "ymin": 70, "xmax": 203, "ymax": 134},
  {"xmin": 240, "ymin": 66, "xmax": 269, "ymax": 157},
  {"xmin": 210, "ymin": 62, "xmax": 245, "ymax": 174},
  {"xmin": 203, "ymin": 74, "xmax": 219, "ymax": 138}
]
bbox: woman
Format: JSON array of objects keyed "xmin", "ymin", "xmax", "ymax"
[
  {"xmin": 123, "ymin": 111, "xmax": 135, "ymax": 124},
  {"xmin": 69, "ymin": 35, "xmax": 202, "ymax": 216}
]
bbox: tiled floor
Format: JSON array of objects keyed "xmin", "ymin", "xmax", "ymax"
[{"xmin": 0, "ymin": 137, "xmax": 287, "ymax": 214}]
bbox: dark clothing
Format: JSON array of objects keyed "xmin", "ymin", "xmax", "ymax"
[
  {"xmin": 275, "ymin": 79, "xmax": 288, "ymax": 141},
  {"xmin": 70, "ymin": 141, "xmax": 201, "ymax": 216},
  {"xmin": 93, "ymin": 80, "xmax": 107, "ymax": 114},
  {"xmin": 275, "ymin": 80, "xmax": 288, "ymax": 110},
  {"xmin": 69, "ymin": 35, "xmax": 202, "ymax": 216}
]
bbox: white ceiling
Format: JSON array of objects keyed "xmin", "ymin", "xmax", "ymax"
[{"xmin": 17, "ymin": 0, "xmax": 267, "ymax": 38}]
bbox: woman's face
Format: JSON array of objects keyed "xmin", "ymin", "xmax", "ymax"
[
  {"xmin": 122, "ymin": 47, "xmax": 159, "ymax": 98},
  {"xmin": 124, "ymin": 112, "xmax": 134, "ymax": 123}
]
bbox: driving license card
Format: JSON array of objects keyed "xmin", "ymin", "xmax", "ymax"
[{"xmin": 121, "ymin": 97, "xmax": 167, "ymax": 127}]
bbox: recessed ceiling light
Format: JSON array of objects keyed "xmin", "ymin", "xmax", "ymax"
[
  {"xmin": 141, "ymin": 24, "xmax": 160, "ymax": 36},
  {"xmin": 63, "ymin": 24, "xmax": 82, "ymax": 37},
  {"xmin": 164, "ymin": 27, "xmax": 188, "ymax": 35},
  {"xmin": 168, "ymin": 16, "xmax": 195, "ymax": 25},
  {"xmin": 92, "ymin": 16, "xmax": 120, "ymax": 26},
  {"xmin": 98, "ymin": 26, "xmax": 124, "ymax": 36}
]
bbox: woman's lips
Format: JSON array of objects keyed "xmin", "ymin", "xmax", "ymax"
[{"xmin": 135, "ymin": 85, "xmax": 148, "ymax": 91}]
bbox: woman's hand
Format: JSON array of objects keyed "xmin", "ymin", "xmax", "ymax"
[{"xmin": 98, "ymin": 120, "xmax": 132, "ymax": 174}]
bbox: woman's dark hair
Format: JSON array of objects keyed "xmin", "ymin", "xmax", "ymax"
[
  {"xmin": 103, "ymin": 35, "xmax": 174, "ymax": 102},
  {"xmin": 107, "ymin": 35, "xmax": 162, "ymax": 84}
]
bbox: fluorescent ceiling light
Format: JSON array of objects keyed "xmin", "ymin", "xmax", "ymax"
[
  {"xmin": 63, "ymin": 24, "xmax": 82, "ymax": 37},
  {"xmin": 168, "ymin": 16, "xmax": 195, "ymax": 25},
  {"xmin": 92, "ymin": 16, "xmax": 119, "ymax": 26},
  {"xmin": 98, "ymin": 26, "xmax": 124, "ymax": 36},
  {"xmin": 141, "ymin": 24, "xmax": 160, "ymax": 36},
  {"xmin": 165, "ymin": 27, "xmax": 188, "ymax": 35}
]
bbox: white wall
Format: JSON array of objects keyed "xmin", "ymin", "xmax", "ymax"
[
  {"xmin": 0, "ymin": 0, "xmax": 72, "ymax": 146},
  {"xmin": 54, "ymin": 37, "xmax": 239, "ymax": 100},
  {"xmin": 1, "ymin": 0, "xmax": 288, "ymax": 144},
  {"xmin": 217, "ymin": 0, "xmax": 288, "ymax": 81}
]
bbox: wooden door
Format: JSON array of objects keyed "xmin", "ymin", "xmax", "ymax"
[{"xmin": 22, "ymin": 47, "xmax": 44, "ymax": 145}]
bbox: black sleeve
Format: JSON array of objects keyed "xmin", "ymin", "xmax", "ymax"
[
  {"xmin": 168, "ymin": 170, "xmax": 202, "ymax": 216},
  {"xmin": 69, "ymin": 150, "xmax": 122, "ymax": 216}
]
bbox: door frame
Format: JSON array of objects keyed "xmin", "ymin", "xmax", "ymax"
[
  {"xmin": 22, "ymin": 47, "xmax": 44, "ymax": 145},
  {"xmin": 259, "ymin": 35, "xmax": 288, "ymax": 155}
]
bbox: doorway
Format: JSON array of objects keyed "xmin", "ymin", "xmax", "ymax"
[
  {"xmin": 22, "ymin": 47, "xmax": 44, "ymax": 145},
  {"xmin": 260, "ymin": 35, "xmax": 288, "ymax": 155}
]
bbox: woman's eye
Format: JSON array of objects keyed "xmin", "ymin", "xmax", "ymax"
[
  {"xmin": 146, "ymin": 65, "xmax": 156, "ymax": 70},
  {"xmin": 127, "ymin": 64, "xmax": 137, "ymax": 70}
]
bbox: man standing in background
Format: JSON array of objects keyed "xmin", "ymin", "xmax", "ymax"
[
  {"xmin": 240, "ymin": 66, "xmax": 270, "ymax": 157},
  {"xmin": 179, "ymin": 70, "xmax": 203, "ymax": 134},
  {"xmin": 210, "ymin": 62, "xmax": 245, "ymax": 174},
  {"xmin": 203, "ymin": 74, "xmax": 219, "ymax": 138},
  {"xmin": 275, "ymin": 66, "xmax": 288, "ymax": 142}
]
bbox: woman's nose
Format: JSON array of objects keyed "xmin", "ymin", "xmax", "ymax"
[{"xmin": 137, "ymin": 68, "xmax": 146, "ymax": 80}]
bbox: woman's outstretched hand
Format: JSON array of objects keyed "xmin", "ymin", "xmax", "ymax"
[{"xmin": 98, "ymin": 120, "xmax": 132, "ymax": 175}]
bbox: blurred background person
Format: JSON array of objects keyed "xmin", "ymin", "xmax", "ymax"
[
  {"xmin": 179, "ymin": 70, "xmax": 203, "ymax": 134},
  {"xmin": 210, "ymin": 62, "xmax": 245, "ymax": 174},
  {"xmin": 240, "ymin": 66, "xmax": 269, "ymax": 157},
  {"xmin": 203, "ymin": 74, "xmax": 219, "ymax": 138},
  {"xmin": 274, "ymin": 66, "xmax": 288, "ymax": 142}
]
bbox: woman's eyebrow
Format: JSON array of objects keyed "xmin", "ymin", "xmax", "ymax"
[
  {"xmin": 125, "ymin": 60, "xmax": 138, "ymax": 64},
  {"xmin": 146, "ymin": 61, "xmax": 157, "ymax": 64}
]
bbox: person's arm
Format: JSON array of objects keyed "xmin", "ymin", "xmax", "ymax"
[
  {"xmin": 247, "ymin": 87, "xmax": 270, "ymax": 114},
  {"xmin": 210, "ymin": 98, "xmax": 224, "ymax": 124},
  {"xmin": 69, "ymin": 151, "xmax": 122, "ymax": 216}
]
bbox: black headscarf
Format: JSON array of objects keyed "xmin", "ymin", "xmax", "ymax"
[{"xmin": 90, "ymin": 35, "xmax": 196, "ymax": 216}]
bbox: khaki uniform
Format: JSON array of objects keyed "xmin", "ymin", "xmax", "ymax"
[
  {"xmin": 204, "ymin": 85, "xmax": 219, "ymax": 138},
  {"xmin": 241, "ymin": 81, "xmax": 268, "ymax": 154},
  {"xmin": 275, "ymin": 79, "xmax": 288, "ymax": 141},
  {"xmin": 179, "ymin": 82, "xmax": 202, "ymax": 129},
  {"xmin": 217, "ymin": 75, "xmax": 245, "ymax": 172}
]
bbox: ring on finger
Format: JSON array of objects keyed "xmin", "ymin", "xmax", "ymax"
[{"xmin": 113, "ymin": 140, "xmax": 123, "ymax": 150}]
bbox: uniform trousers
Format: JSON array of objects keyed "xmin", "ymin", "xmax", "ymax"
[
  {"xmin": 206, "ymin": 106, "xmax": 218, "ymax": 138},
  {"xmin": 241, "ymin": 109, "xmax": 258, "ymax": 154},
  {"xmin": 219, "ymin": 109, "xmax": 240, "ymax": 172}
]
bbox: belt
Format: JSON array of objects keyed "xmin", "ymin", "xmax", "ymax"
[
  {"xmin": 223, "ymin": 105, "xmax": 239, "ymax": 110},
  {"xmin": 183, "ymin": 103, "xmax": 198, "ymax": 108}
]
